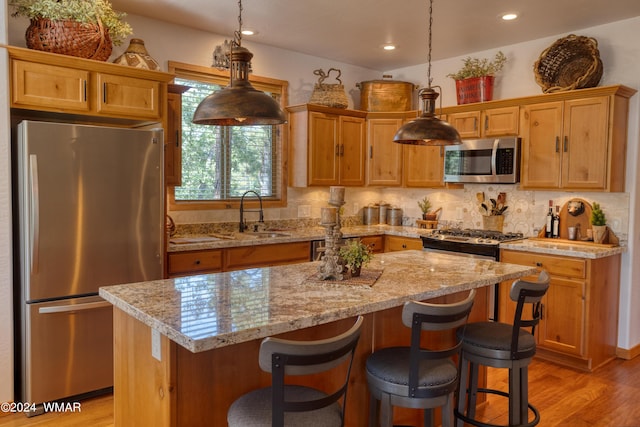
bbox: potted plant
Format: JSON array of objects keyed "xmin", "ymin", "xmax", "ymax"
[
  {"xmin": 339, "ymin": 239, "xmax": 373, "ymax": 277},
  {"xmin": 10, "ymin": 0, "xmax": 133, "ymax": 61},
  {"xmin": 590, "ymin": 202, "xmax": 607, "ymax": 243},
  {"xmin": 417, "ymin": 196, "xmax": 433, "ymax": 220},
  {"xmin": 446, "ymin": 51, "xmax": 507, "ymax": 104}
]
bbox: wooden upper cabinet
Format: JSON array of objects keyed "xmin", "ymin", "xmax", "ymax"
[
  {"xmin": 521, "ymin": 96, "xmax": 619, "ymax": 191},
  {"xmin": 447, "ymin": 106, "xmax": 519, "ymax": 139},
  {"xmin": 367, "ymin": 117, "xmax": 403, "ymax": 186},
  {"xmin": 366, "ymin": 112, "xmax": 417, "ymax": 186},
  {"xmin": 403, "ymin": 145, "xmax": 445, "ymax": 188},
  {"xmin": 165, "ymin": 84, "xmax": 189, "ymax": 186},
  {"xmin": 8, "ymin": 46, "xmax": 173, "ymax": 122},
  {"xmin": 288, "ymin": 104, "xmax": 366, "ymax": 187},
  {"xmin": 96, "ymin": 74, "xmax": 161, "ymax": 118},
  {"xmin": 11, "ymin": 60, "xmax": 90, "ymax": 112}
]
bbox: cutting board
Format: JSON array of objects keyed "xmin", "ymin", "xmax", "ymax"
[{"xmin": 538, "ymin": 198, "xmax": 618, "ymax": 245}]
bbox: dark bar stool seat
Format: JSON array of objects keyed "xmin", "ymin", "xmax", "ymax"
[
  {"xmin": 455, "ymin": 271, "xmax": 550, "ymax": 427},
  {"xmin": 366, "ymin": 290, "xmax": 476, "ymax": 427}
]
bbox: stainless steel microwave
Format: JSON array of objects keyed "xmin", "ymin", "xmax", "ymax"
[{"xmin": 443, "ymin": 137, "xmax": 521, "ymax": 184}]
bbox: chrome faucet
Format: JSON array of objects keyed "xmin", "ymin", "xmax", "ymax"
[{"xmin": 239, "ymin": 190, "xmax": 264, "ymax": 232}]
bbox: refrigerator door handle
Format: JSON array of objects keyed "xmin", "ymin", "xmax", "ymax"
[
  {"xmin": 38, "ymin": 301, "xmax": 112, "ymax": 314},
  {"xmin": 29, "ymin": 154, "xmax": 39, "ymax": 274}
]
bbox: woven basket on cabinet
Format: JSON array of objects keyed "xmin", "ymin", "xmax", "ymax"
[
  {"xmin": 26, "ymin": 18, "xmax": 113, "ymax": 61},
  {"xmin": 534, "ymin": 34, "xmax": 603, "ymax": 93}
]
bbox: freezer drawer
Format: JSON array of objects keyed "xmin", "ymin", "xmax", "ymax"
[{"xmin": 22, "ymin": 295, "xmax": 113, "ymax": 403}]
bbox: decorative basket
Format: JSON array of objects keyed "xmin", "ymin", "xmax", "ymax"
[
  {"xmin": 26, "ymin": 18, "xmax": 113, "ymax": 61},
  {"xmin": 534, "ymin": 34, "xmax": 603, "ymax": 93},
  {"xmin": 309, "ymin": 68, "xmax": 348, "ymax": 109}
]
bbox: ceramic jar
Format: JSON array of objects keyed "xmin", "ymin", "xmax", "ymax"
[{"xmin": 113, "ymin": 38, "xmax": 159, "ymax": 70}]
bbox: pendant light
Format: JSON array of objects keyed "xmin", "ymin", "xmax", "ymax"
[
  {"xmin": 192, "ymin": 0, "xmax": 287, "ymax": 126},
  {"xmin": 393, "ymin": 0, "xmax": 461, "ymax": 145}
]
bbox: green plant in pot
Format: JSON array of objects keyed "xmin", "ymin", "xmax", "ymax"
[
  {"xmin": 590, "ymin": 202, "xmax": 607, "ymax": 243},
  {"xmin": 10, "ymin": 0, "xmax": 132, "ymax": 61},
  {"xmin": 446, "ymin": 51, "xmax": 507, "ymax": 104},
  {"xmin": 418, "ymin": 196, "xmax": 433, "ymax": 220},
  {"xmin": 339, "ymin": 239, "xmax": 373, "ymax": 278}
]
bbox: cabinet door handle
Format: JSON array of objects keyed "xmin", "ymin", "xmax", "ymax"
[
  {"xmin": 83, "ymin": 80, "xmax": 87, "ymax": 102},
  {"xmin": 340, "ymin": 144, "xmax": 344, "ymax": 156},
  {"xmin": 175, "ymin": 130, "xmax": 180, "ymax": 147},
  {"xmin": 474, "ymin": 117, "xmax": 478, "ymax": 131},
  {"xmin": 536, "ymin": 262, "xmax": 543, "ymax": 267},
  {"xmin": 484, "ymin": 116, "xmax": 489, "ymax": 131},
  {"xmin": 564, "ymin": 136, "xmax": 568, "ymax": 152},
  {"xmin": 335, "ymin": 144, "xmax": 340, "ymax": 156},
  {"xmin": 555, "ymin": 137, "xmax": 560, "ymax": 153},
  {"xmin": 370, "ymin": 146, "xmax": 373, "ymax": 159},
  {"xmin": 103, "ymin": 82, "xmax": 107, "ymax": 104}
]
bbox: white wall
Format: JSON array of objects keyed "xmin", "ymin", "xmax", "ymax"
[
  {"xmin": 2, "ymin": 11, "xmax": 640, "ymax": 399},
  {"xmin": 0, "ymin": 3, "xmax": 14, "ymax": 403}
]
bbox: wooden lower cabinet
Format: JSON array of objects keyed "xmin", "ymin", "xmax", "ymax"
[
  {"xmin": 384, "ymin": 235, "xmax": 422, "ymax": 252},
  {"xmin": 167, "ymin": 241, "xmax": 311, "ymax": 277},
  {"xmin": 499, "ymin": 249, "xmax": 620, "ymax": 371},
  {"xmin": 359, "ymin": 235, "xmax": 384, "ymax": 253},
  {"xmin": 167, "ymin": 249, "xmax": 223, "ymax": 277},
  {"xmin": 113, "ymin": 287, "xmax": 488, "ymax": 426},
  {"xmin": 223, "ymin": 241, "xmax": 311, "ymax": 271}
]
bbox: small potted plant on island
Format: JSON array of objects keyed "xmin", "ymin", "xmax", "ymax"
[
  {"xmin": 9, "ymin": 0, "xmax": 132, "ymax": 61},
  {"xmin": 590, "ymin": 202, "xmax": 607, "ymax": 243},
  {"xmin": 339, "ymin": 239, "xmax": 373, "ymax": 278},
  {"xmin": 447, "ymin": 51, "xmax": 507, "ymax": 104}
]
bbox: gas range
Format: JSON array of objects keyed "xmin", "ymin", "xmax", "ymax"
[{"xmin": 424, "ymin": 228, "xmax": 525, "ymax": 246}]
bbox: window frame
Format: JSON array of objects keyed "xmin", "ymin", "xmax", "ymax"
[{"xmin": 167, "ymin": 61, "xmax": 289, "ymax": 210}]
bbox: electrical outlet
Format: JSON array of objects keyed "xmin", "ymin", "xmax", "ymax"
[
  {"xmin": 151, "ymin": 328, "xmax": 162, "ymax": 361},
  {"xmin": 298, "ymin": 205, "xmax": 311, "ymax": 218}
]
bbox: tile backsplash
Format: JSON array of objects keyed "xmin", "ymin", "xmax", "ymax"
[{"xmin": 169, "ymin": 185, "xmax": 629, "ymax": 243}]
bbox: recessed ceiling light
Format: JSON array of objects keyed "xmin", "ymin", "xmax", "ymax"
[
  {"xmin": 241, "ymin": 29, "xmax": 257, "ymax": 36},
  {"xmin": 382, "ymin": 44, "xmax": 396, "ymax": 51},
  {"xmin": 501, "ymin": 13, "xmax": 518, "ymax": 21}
]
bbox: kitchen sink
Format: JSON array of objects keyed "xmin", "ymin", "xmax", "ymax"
[{"xmin": 245, "ymin": 232, "xmax": 291, "ymax": 239}]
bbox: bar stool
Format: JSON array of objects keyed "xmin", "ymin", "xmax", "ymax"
[
  {"xmin": 455, "ymin": 271, "xmax": 550, "ymax": 427},
  {"xmin": 366, "ymin": 290, "xmax": 476, "ymax": 427},
  {"xmin": 227, "ymin": 316, "xmax": 363, "ymax": 427}
]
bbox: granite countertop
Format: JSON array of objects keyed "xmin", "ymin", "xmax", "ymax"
[
  {"xmin": 167, "ymin": 224, "xmax": 431, "ymax": 252},
  {"xmin": 99, "ymin": 250, "xmax": 537, "ymax": 353},
  {"xmin": 500, "ymin": 239, "xmax": 626, "ymax": 259}
]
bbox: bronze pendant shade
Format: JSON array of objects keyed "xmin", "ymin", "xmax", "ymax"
[
  {"xmin": 192, "ymin": 1, "xmax": 287, "ymax": 126},
  {"xmin": 393, "ymin": 0, "xmax": 461, "ymax": 146},
  {"xmin": 393, "ymin": 87, "xmax": 461, "ymax": 145}
]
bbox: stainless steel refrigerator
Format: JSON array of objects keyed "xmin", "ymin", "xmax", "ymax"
[{"xmin": 14, "ymin": 120, "xmax": 164, "ymax": 405}]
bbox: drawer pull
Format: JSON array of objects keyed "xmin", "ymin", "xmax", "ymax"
[
  {"xmin": 536, "ymin": 262, "xmax": 543, "ymax": 267},
  {"xmin": 194, "ymin": 259, "xmax": 201, "ymax": 265}
]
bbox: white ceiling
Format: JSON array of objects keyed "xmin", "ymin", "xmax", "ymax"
[{"xmin": 109, "ymin": 0, "xmax": 640, "ymax": 71}]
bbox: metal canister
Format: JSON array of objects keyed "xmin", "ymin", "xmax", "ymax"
[
  {"xmin": 356, "ymin": 77, "xmax": 417, "ymax": 112},
  {"xmin": 363, "ymin": 205, "xmax": 380, "ymax": 225},
  {"xmin": 387, "ymin": 207, "xmax": 403, "ymax": 226},
  {"xmin": 378, "ymin": 203, "xmax": 390, "ymax": 224}
]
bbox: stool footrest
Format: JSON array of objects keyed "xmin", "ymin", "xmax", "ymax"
[{"xmin": 455, "ymin": 387, "xmax": 540, "ymax": 427}]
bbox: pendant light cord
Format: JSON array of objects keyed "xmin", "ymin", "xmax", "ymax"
[
  {"xmin": 427, "ymin": 0, "xmax": 433, "ymax": 88},
  {"xmin": 234, "ymin": 0, "xmax": 243, "ymax": 47}
]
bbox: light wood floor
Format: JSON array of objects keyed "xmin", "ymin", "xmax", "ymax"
[{"xmin": 1, "ymin": 356, "xmax": 639, "ymax": 426}]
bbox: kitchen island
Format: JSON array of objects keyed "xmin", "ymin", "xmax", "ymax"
[{"xmin": 100, "ymin": 250, "xmax": 537, "ymax": 426}]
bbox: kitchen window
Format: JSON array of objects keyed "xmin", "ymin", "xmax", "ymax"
[{"xmin": 168, "ymin": 61, "xmax": 289, "ymax": 210}]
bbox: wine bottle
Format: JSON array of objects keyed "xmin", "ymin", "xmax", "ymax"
[
  {"xmin": 545, "ymin": 200, "xmax": 553, "ymax": 238},
  {"xmin": 552, "ymin": 205, "xmax": 560, "ymax": 238}
]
